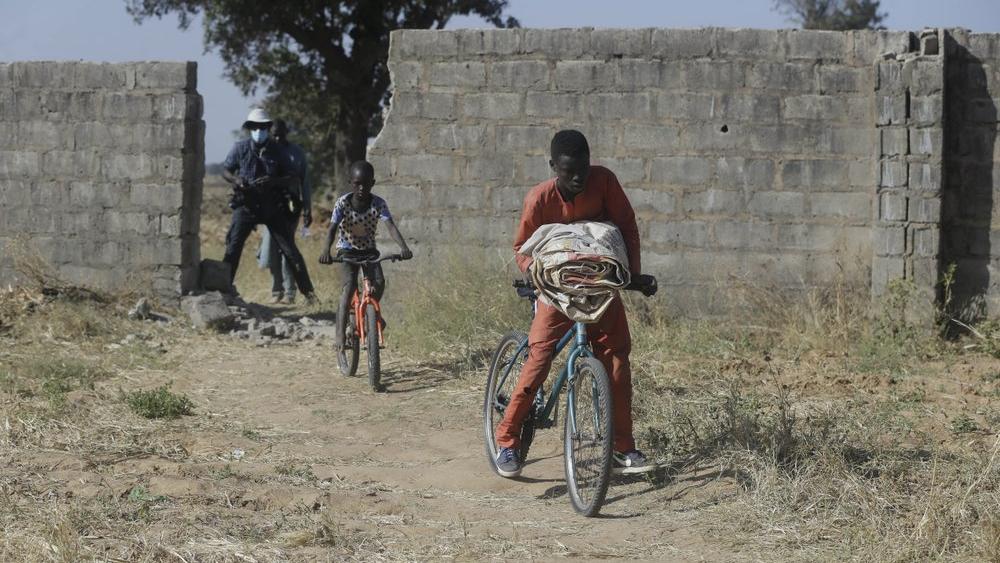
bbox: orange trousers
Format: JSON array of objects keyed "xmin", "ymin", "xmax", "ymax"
[{"xmin": 496, "ymin": 296, "xmax": 634, "ymax": 452}]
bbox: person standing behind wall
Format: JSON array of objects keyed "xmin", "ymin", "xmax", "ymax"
[
  {"xmin": 221, "ymin": 108, "xmax": 318, "ymax": 304},
  {"xmin": 257, "ymin": 119, "xmax": 313, "ymax": 304}
]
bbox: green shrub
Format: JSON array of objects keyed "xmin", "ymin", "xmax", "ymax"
[{"xmin": 125, "ymin": 384, "xmax": 194, "ymax": 419}]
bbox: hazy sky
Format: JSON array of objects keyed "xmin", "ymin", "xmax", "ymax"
[{"xmin": 2, "ymin": 0, "xmax": 998, "ymax": 163}]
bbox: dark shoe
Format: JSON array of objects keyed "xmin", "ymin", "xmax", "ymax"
[
  {"xmin": 495, "ymin": 447, "xmax": 522, "ymax": 478},
  {"xmin": 612, "ymin": 449, "xmax": 653, "ymax": 475},
  {"xmin": 303, "ymin": 293, "xmax": 319, "ymax": 305}
]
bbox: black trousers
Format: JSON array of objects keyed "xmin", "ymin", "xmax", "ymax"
[{"xmin": 224, "ymin": 205, "xmax": 315, "ymax": 294}]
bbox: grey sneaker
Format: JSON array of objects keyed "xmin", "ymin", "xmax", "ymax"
[
  {"xmin": 495, "ymin": 447, "xmax": 522, "ymax": 478},
  {"xmin": 612, "ymin": 449, "xmax": 653, "ymax": 475}
]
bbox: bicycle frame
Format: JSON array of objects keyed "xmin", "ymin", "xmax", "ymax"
[
  {"xmin": 497, "ymin": 320, "xmax": 593, "ymax": 428},
  {"xmin": 350, "ymin": 272, "xmax": 384, "ymax": 347}
]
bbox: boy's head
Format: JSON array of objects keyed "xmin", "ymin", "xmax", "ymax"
[
  {"xmin": 349, "ymin": 160, "xmax": 376, "ymax": 202},
  {"xmin": 549, "ymin": 129, "xmax": 591, "ymax": 198}
]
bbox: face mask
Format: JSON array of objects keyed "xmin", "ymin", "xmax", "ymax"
[{"xmin": 250, "ymin": 129, "xmax": 268, "ymax": 143}]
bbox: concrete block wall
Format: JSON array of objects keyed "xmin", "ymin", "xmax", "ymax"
[
  {"xmin": 942, "ymin": 31, "xmax": 1000, "ymax": 317},
  {"xmin": 370, "ymin": 28, "xmax": 918, "ymax": 313},
  {"xmin": 0, "ymin": 61, "xmax": 203, "ymax": 299}
]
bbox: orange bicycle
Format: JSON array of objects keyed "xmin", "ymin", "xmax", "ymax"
[{"xmin": 330, "ymin": 253, "xmax": 407, "ymax": 392}]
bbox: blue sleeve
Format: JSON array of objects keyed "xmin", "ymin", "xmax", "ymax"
[
  {"xmin": 331, "ymin": 198, "xmax": 345, "ymax": 225},
  {"xmin": 222, "ymin": 143, "xmax": 241, "ymax": 174},
  {"xmin": 377, "ymin": 199, "xmax": 393, "ymax": 222}
]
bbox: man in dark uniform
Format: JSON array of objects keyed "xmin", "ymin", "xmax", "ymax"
[{"xmin": 221, "ymin": 108, "xmax": 317, "ymax": 303}]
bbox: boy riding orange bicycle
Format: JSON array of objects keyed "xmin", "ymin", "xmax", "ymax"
[{"xmin": 318, "ymin": 161, "xmax": 413, "ymax": 353}]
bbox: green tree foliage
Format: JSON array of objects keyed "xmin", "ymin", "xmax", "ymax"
[
  {"xmin": 126, "ymin": 1, "xmax": 519, "ymax": 197},
  {"xmin": 773, "ymin": 0, "xmax": 886, "ymax": 30}
]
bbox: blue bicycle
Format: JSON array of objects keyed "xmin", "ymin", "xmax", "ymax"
[{"xmin": 483, "ymin": 276, "xmax": 656, "ymax": 516}]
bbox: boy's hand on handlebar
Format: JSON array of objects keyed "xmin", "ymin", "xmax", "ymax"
[
  {"xmin": 635, "ymin": 274, "xmax": 658, "ymax": 297},
  {"xmin": 400, "ymin": 248, "xmax": 413, "ymax": 260},
  {"xmin": 318, "ymin": 250, "xmax": 333, "ymax": 264}
]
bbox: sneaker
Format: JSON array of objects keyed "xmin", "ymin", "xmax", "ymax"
[
  {"xmin": 612, "ymin": 449, "xmax": 653, "ymax": 475},
  {"xmin": 303, "ymin": 293, "xmax": 319, "ymax": 306},
  {"xmin": 269, "ymin": 294, "xmax": 283, "ymax": 304},
  {"xmin": 495, "ymin": 447, "xmax": 522, "ymax": 478},
  {"xmin": 282, "ymin": 293, "xmax": 296, "ymax": 304}
]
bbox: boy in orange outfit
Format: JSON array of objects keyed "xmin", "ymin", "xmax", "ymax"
[{"xmin": 495, "ymin": 129, "xmax": 655, "ymax": 478}]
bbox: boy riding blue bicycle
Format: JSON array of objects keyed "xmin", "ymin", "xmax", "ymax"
[{"xmin": 494, "ymin": 130, "xmax": 656, "ymax": 478}]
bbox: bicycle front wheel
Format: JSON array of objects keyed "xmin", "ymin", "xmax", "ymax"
[
  {"xmin": 564, "ymin": 357, "xmax": 613, "ymax": 517},
  {"xmin": 483, "ymin": 331, "xmax": 528, "ymax": 474},
  {"xmin": 366, "ymin": 304, "xmax": 381, "ymax": 392},
  {"xmin": 337, "ymin": 310, "xmax": 360, "ymax": 377}
]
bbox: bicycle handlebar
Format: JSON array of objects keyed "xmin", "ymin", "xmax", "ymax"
[{"xmin": 329, "ymin": 254, "xmax": 410, "ymax": 265}]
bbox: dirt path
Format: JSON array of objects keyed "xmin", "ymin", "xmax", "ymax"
[{"xmin": 24, "ymin": 333, "xmax": 747, "ymax": 561}]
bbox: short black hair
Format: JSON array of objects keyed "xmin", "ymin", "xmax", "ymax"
[
  {"xmin": 550, "ymin": 129, "xmax": 590, "ymax": 160},
  {"xmin": 349, "ymin": 160, "xmax": 375, "ymax": 178}
]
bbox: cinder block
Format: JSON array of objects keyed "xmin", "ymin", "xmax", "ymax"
[
  {"xmin": 429, "ymin": 61, "xmax": 486, "ymax": 89},
  {"xmin": 823, "ymin": 128, "xmax": 873, "ymax": 157},
  {"xmin": 715, "ymin": 221, "xmax": 774, "ymax": 249},
  {"xmin": 421, "ymin": 185, "xmax": 484, "ymax": 211},
  {"xmin": 131, "ymin": 123, "xmax": 187, "ymax": 152},
  {"xmin": 597, "ymin": 157, "xmax": 645, "ymax": 185},
  {"xmin": 373, "ymin": 121, "xmax": 423, "ymax": 152},
  {"xmin": 30, "ymin": 181, "xmax": 66, "ymax": 207},
  {"xmin": 904, "ymin": 59, "xmax": 943, "ymax": 96},
  {"xmin": 497, "ymin": 125, "xmax": 552, "ymax": 152},
  {"xmin": 153, "ymin": 92, "xmax": 201, "ymax": 121},
  {"xmin": 879, "ymin": 192, "xmax": 908, "ymax": 221},
  {"xmin": 591, "ymin": 28, "xmax": 649, "ymax": 57},
  {"xmin": 968, "ymin": 33, "xmax": 1000, "ymax": 61},
  {"xmin": 648, "ymin": 221, "xmax": 710, "ymax": 248},
  {"xmin": 854, "ymin": 30, "xmax": 912, "ymax": 63},
  {"xmin": 101, "ymin": 93, "xmax": 155, "ymax": 122},
  {"xmin": 650, "ymin": 156, "xmax": 712, "ymax": 186},
  {"xmin": 784, "ymin": 94, "xmax": 868, "ymax": 123},
  {"xmin": 682, "ymin": 189, "xmax": 744, "ymax": 215},
  {"xmin": 134, "ymin": 62, "xmax": 197, "ymax": 91},
  {"xmin": 874, "ymin": 226, "xmax": 906, "ymax": 256},
  {"xmin": 747, "ymin": 62, "xmax": 816, "ymax": 92},
  {"xmin": 520, "ymin": 156, "xmax": 553, "ymax": 184},
  {"xmin": 879, "ymin": 159, "xmax": 907, "ymax": 188},
  {"xmin": 108, "ymin": 211, "xmax": 156, "ymax": 235},
  {"xmin": 818, "ymin": 66, "xmax": 869, "ymax": 93},
  {"xmin": 680, "ymin": 123, "xmax": 743, "ymax": 151},
  {"xmin": 388, "ymin": 61, "xmax": 422, "ymax": 90},
  {"xmin": 17, "ymin": 120, "xmax": 67, "ymax": 149},
  {"xmin": 682, "ymin": 61, "xmax": 744, "ymax": 90},
  {"xmin": 908, "ymin": 196, "xmax": 941, "ymax": 223},
  {"xmin": 626, "ymin": 188, "xmax": 675, "ymax": 215},
  {"xmin": 656, "ymin": 92, "xmax": 714, "ymax": 120},
  {"xmin": 464, "ymin": 153, "xmax": 516, "ymax": 182},
  {"xmin": 554, "ymin": 61, "xmax": 616, "ymax": 91},
  {"xmin": 871, "ymin": 256, "xmax": 906, "ymax": 295},
  {"xmin": 181, "ymin": 292, "xmax": 236, "ymax": 331},
  {"xmin": 489, "ymin": 185, "xmax": 528, "ymax": 213},
  {"xmin": 716, "ymin": 93, "xmax": 781, "ymax": 122},
  {"xmin": 747, "ymin": 191, "xmax": 806, "ymax": 218},
  {"xmin": 391, "ymin": 30, "xmax": 459, "ymax": 59},
  {"xmin": 909, "ymin": 162, "xmax": 941, "ymax": 193},
  {"xmin": 73, "ymin": 63, "xmax": 129, "ymax": 89},
  {"xmin": 69, "ymin": 181, "xmax": 124, "ymax": 207},
  {"xmin": 651, "ymin": 28, "xmax": 714, "ymax": 59},
  {"xmin": 909, "ymin": 127, "xmax": 942, "ymax": 157},
  {"xmin": 910, "ymin": 95, "xmax": 942, "ymax": 126},
  {"xmin": 428, "ymin": 123, "xmax": 492, "ymax": 152},
  {"xmin": 489, "ymin": 61, "xmax": 549, "ymax": 91},
  {"xmin": 67, "ymin": 91, "xmax": 104, "ymax": 120},
  {"xmin": 459, "ymin": 29, "xmax": 521, "ymax": 56},
  {"xmin": 0, "ymin": 179, "xmax": 30, "ymax": 206},
  {"xmin": 621, "ymin": 125, "xmax": 678, "ymax": 153},
  {"xmin": 880, "ymin": 128, "xmax": 908, "ymax": 156},
  {"xmin": 786, "ymin": 30, "xmax": 849, "ymax": 60},
  {"xmin": 716, "ymin": 158, "xmax": 775, "ymax": 189},
  {"xmin": 615, "ymin": 60, "xmax": 664, "ymax": 91},
  {"xmin": 43, "ymin": 150, "xmax": 101, "ymax": 177},
  {"xmin": 462, "ymin": 93, "xmax": 521, "ymax": 120},
  {"xmin": 396, "ymin": 154, "xmax": 455, "ymax": 183},
  {"xmin": 391, "ymin": 91, "xmax": 457, "ymax": 120},
  {"xmin": 798, "ymin": 189, "xmax": 857, "ymax": 228},
  {"xmin": 876, "ymin": 94, "xmax": 906, "ymax": 125},
  {"xmin": 849, "ymin": 160, "xmax": 876, "ymax": 187},
  {"xmin": 523, "ymin": 29, "xmax": 588, "ymax": 58},
  {"xmin": 130, "ymin": 183, "xmax": 184, "ymax": 212},
  {"xmin": 775, "ymin": 223, "xmax": 847, "ymax": 251},
  {"xmin": 102, "ymin": 153, "xmax": 153, "ymax": 181},
  {"xmin": 7, "ymin": 62, "xmax": 76, "ymax": 88},
  {"xmin": 525, "ymin": 92, "xmax": 581, "ymax": 118},
  {"xmin": 585, "ymin": 93, "xmax": 653, "ymax": 120},
  {"xmin": 716, "ymin": 29, "xmax": 783, "ymax": 60},
  {"xmin": 782, "ymin": 159, "xmax": 848, "ymax": 189}
]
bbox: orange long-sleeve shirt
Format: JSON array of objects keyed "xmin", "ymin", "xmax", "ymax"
[{"xmin": 513, "ymin": 165, "xmax": 641, "ymax": 276}]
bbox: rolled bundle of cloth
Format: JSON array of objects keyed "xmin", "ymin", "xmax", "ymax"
[{"xmin": 518, "ymin": 221, "xmax": 631, "ymax": 323}]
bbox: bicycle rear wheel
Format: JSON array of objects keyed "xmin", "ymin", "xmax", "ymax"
[
  {"xmin": 564, "ymin": 357, "xmax": 613, "ymax": 517},
  {"xmin": 337, "ymin": 310, "xmax": 359, "ymax": 377},
  {"xmin": 365, "ymin": 304, "xmax": 381, "ymax": 392},
  {"xmin": 483, "ymin": 331, "xmax": 528, "ymax": 473}
]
